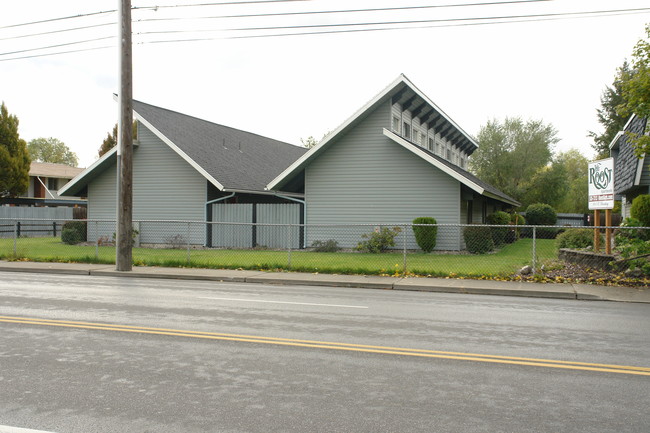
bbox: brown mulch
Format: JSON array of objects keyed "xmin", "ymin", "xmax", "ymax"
[{"xmin": 516, "ymin": 262, "xmax": 650, "ymax": 287}]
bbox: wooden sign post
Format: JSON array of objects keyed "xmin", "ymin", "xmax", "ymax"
[
  {"xmin": 605, "ymin": 208, "xmax": 612, "ymax": 254},
  {"xmin": 588, "ymin": 158, "xmax": 614, "ymax": 254},
  {"xmin": 593, "ymin": 209, "xmax": 600, "ymax": 252}
]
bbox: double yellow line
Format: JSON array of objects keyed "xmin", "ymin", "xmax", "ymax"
[{"xmin": 2, "ymin": 315, "xmax": 649, "ymax": 376}]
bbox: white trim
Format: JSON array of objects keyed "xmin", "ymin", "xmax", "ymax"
[
  {"xmin": 383, "ymin": 128, "xmax": 485, "ymax": 196},
  {"xmin": 608, "ymin": 130, "xmax": 625, "ymax": 150},
  {"xmin": 635, "ymin": 156, "xmax": 645, "ymax": 186},
  {"xmin": 222, "ymin": 187, "xmax": 304, "ymax": 198},
  {"xmin": 133, "ymin": 111, "xmax": 225, "ymax": 191},
  {"xmin": 267, "ymin": 73, "xmax": 477, "ymax": 191},
  {"xmin": 58, "ymin": 146, "xmax": 118, "ymax": 196}
]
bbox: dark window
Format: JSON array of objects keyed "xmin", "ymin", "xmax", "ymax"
[
  {"xmin": 48, "ymin": 178, "xmax": 57, "ymax": 190},
  {"xmin": 403, "ymin": 122, "xmax": 411, "ymax": 139}
]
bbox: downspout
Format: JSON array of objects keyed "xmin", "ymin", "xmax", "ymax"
[
  {"xmin": 204, "ymin": 192, "xmax": 236, "ymax": 247},
  {"xmin": 274, "ymin": 193, "xmax": 306, "ymax": 248}
]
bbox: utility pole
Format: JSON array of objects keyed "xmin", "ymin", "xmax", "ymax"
[{"xmin": 116, "ymin": 0, "xmax": 133, "ymax": 271}]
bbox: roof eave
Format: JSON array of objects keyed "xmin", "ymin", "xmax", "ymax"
[{"xmin": 58, "ymin": 147, "xmax": 118, "ymax": 196}]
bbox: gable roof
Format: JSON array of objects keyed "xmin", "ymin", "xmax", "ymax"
[
  {"xmin": 30, "ymin": 162, "xmax": 84, "ymax": 179},
  {"xmin": 610, "ymin": 114, "xmax": 648, "ymax": 195},
  {"xmin": 60, "ymin": 100, "xmax": 307, "ymax": 197},
  {"xmin": 267, "ymin": 74, "xmax": 518, "ymax": 207}
]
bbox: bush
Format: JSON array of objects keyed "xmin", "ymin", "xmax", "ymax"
[
  {"xmin": 412, "ymin": 217, "xmax": 438, "ymax": 253},
  {"xmin": 556, "ymin": 229, "xmax": 598, "ymax": 250},
  {"xmin": 486, "ymin": 211, "xmax": 510, "ymax": 246},
  {"xmin": 525, "ymin": 203, "xmax": 557, "ymax": 225},
  {"xmin": 311, "ymin": 239, "xmax": 340, "ymax": 252},
  {"xmin": 61, "ymin": 221, "xmax": 86, "ymax": 244},
  {"xmin": 616, "ymin": 217, "xmax": 649, "ymax": 242},
  {"xmin": 630, "ymin": 195, "xmax": 650, "ymax": 227},
  {"xmin": 463, "ymin": 226, "xmax": 494, "ymax": 254},
  {"xmin": 61, "ymin": 228, "xmax": 83, "ymax": 245},
  {"xmin": 511, "ymin": 213, "xmax": 526, "ymax": 226},
  {"xmin": 356, "ymin": 226, "xmax": 401, "ymax": 253}
]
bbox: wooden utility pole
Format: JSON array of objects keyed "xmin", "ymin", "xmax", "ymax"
[{"xmin": 116, "ymin": 0, "xmax": 133, "ymax": 271}]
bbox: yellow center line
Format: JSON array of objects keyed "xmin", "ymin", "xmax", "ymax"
[{"xmin": 1, "ymin": 315, "xmax": 649, "ymax": 376}]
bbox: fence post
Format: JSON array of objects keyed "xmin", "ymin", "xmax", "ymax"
[
  {"xmin": 95, "ymin": 221, "xmax": 99, "ymax": 260},
  {"xmin": 187, "ymin": 222, "xmax": 191, "ymax": 265},
  {"xmin": 287, "ymin": 223, "xmax": 292, "ymax": 269},
  {"xmin": 53, "ymin": 221, "xmax": 57, "ymax": 238},
  {"xmin": 532, "ymin": 226, "xmax": 537, "ymax": 274},
  {"xmin": 403, "ymin": 224, "xmax": 407, "ymax": 274},
  {"xmin": 13, "ymin": 221, "xmax": 17, "ymax": 256}
]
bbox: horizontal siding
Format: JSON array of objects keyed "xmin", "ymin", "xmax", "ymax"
[
  {"xmin": 305, "ymin": 101, "xmax": 461, "ymax": 250},
  {"xmin": 87, "ymin": 123, "xmax": 207, "ymax": 244}
]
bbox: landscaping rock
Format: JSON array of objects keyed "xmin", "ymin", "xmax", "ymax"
[{"xmin": 519, "ymin": 265, "xmax": 533, "ymax": 275}]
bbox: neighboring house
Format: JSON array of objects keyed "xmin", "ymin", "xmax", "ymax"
[
  {"xmin": 59, "ymin": 100, "xmax": 307, "ymax": 245},
  {"xmin": 24, "ymin": 162, "xmax": 85, "ymax": 200},
  {"xmin": 267, "ymin": 74, "xmax": 519, "ymax": 250},
  {"xmin": 610, "ymin": 114, "xmax": 649, "ymax": 218}
]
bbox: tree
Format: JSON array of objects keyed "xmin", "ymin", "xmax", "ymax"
[
  {"xmin": 27, "ymin": 137, "xmax": 78, "ymax": 167},
  {"xmin": 554, "ymin": 149, "xmax": 589, "ymax": 214},
  {"xmin": 300, "ymin": 136, "xmax": 318, "ymax": 149},
  {"xmin": 520, "ymin": 162, "xmax": 569, "ymax": 210},
  {"xmin": 98, "ymin": 122, "xmax": 137, "ymax": 157},
  {"xmin": 618, "ymin": 24, "xmax": 650, "ymax": 157},
  {"xmin": 0, "ymin": 102, "xmax": 30, "ymax": 197},
  {"xmin": 589, "ymin": 61, "xmax": 632, "ymax": 159},
  {"xmin": 471, "ymin": 117, "xmax": 558, "ymax": 202}
]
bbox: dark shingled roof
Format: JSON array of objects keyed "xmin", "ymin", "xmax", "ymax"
[
  {"xmin": 399, "ymin": 138, "xmax": 520, "ymax": 206},
  {"xmin": 133, "ymin": 100, "xmax": 307, "ymax": 192},
  {"xmin": 612, "ymin": 115, "xmax": 647, "ymax": 195}
]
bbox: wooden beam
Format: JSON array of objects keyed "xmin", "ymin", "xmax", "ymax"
[
  {"xmin": 410, "ymin": 102, "xmax": 427, "ymax": 118},
  {"xmin": 391, "ymin": 86, "xmax": 408, "ymax": 105},
  {"xmin": 401, "ymin": 94, "xmax": 417, "ymax": 112}
]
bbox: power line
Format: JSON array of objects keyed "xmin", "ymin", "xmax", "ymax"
[
  {"xmin": 0, "ymin": 22, "xmax": 114, "ymax": 42},
  {"xmin": 136, "ymin": 0, "xmax": 553, "ymax": 24},
  {"xmin": 0, "ymin": 10, "xmax": 116, "ymax": 30},
  {"xmin": 0, "ymin": 36, "xmax": 114, "ymax": 57}
]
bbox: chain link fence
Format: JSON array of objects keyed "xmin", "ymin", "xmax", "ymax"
[{"xmin": 0, "ymin": 218, "xmax": 648, "ymax": 278}]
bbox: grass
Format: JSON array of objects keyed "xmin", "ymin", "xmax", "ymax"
[{"xmin": 0, "ymin": 236, "xmax": 557, "ymax": 278}]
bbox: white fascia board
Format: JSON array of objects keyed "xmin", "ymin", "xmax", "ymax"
[
  {"xmin": 222, "ymin": 187, "xmax": 304, "ymax": 198},
  {"xmin": 608, "ymin": 131, "xmax": 625, "ymax": 150},
  {"xmin": 133, "ymin": 111, "xmax": 225, "ymax": 191},
  {"xmin": 58, "ymin": 146, "xmax": 118, "ymax": 196},
  {"xmin": 383, "ymin": 128, "xmax": 485, "ymax": 195},
  {"xmin": 267, "ymin": 76, "xmax": 406, "ymax": 191},
  {"xmin": 635, "ymin": 156, "xmax": 645, "ymax": 186}
]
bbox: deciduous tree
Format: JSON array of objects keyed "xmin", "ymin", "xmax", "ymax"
[
  {"xmin": 28, "ymin": 137, "xmax": 78, "ymax": 167},
  {"xmin": 0, "ymin": 102, "xmax": 30, "ymax": 197}
]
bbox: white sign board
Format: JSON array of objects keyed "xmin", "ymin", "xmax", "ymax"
[{"xmin": 588, "ymin": 158, "xmax": 615, "ymax": 210}]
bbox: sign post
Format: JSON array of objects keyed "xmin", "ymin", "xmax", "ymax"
[{"xmin": 588, "ymin": 158, "xmax": 614, "ymax": 253}]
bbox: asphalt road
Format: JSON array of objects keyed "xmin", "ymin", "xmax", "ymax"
[{"xmin": 0, "ymin": 272, "xmax": 649, "ymax": 433}]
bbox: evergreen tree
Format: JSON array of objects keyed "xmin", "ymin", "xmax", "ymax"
[{"xmin": 0, "ymin": 102, "xmax": 30, "ymax": 197}]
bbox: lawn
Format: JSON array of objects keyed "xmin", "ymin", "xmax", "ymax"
[{"xmin": 0, "ymin": 237, "xmax": 557, "ymax": 277}]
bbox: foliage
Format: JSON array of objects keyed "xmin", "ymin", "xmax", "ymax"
[
  {"xmin": 486, "ymin": 211, "xmax": 510, "ymax": 246},
  {"xmin": 589, "ymin": 61, "xmax": 633, "ymax": 159},
  {"xmin": 300, "ymin": 136, "xmax": 318, "ymax": 149},
  {"xmin": 311, "ymin": 239, "xmax": 340, "ymax": 252},
  {"xmin": 525, "ymin": 203, "xmax": 557, "ymax": 225},
  {"xmin": 356, "ymin": 226, "xmax": 401, "ymax": 253},
  {"xmin": 617, "ymin": 217, "xmax": 649, "ymax": 241},
  {"xmin": 614, "ymin": 221, "xmax": 650, "ymax": 275},
  {"xmin": 165, "ymin": 234, "xmax": 186, "ymax": 249},
  {"xmin": 630, "ymin": 194, "xmax": 650, "ymax": 227},
  {"xmin": 61, "ymin": 221, "xmax": 87, "ymax": 245},
  {"xmin": 511, "ymin": 213, "xmax": 526, "ymax": 225},
  {"xmin": 553, "ymin": 150, "xmax": 590, "ymax": 214},
  {"xmin": 470, "ymin": 117, "xmax": 558, "ymax": 202},
  {"xmin": 463, "ymin": 226, "xmax": 495, "ymax": 254},
  {"xmin": 556, "ymin": 229, "xmax": 597, "ymax": 250},
  {"xmin": 520, "ymin": 163, "xmax": 569, "ymax": 210},
  {"xmin": 99, "ymin": 122, "xmax": 138, "ymax": 157},
  {"xmin": 0, "ymin": 102, "xmax": 30, "ymax": 197},
  {"xmin": 412, "ymin": 217, "xmax": 438, "ymax": 253},
  {"xmin": 618, "ymin": 24, "xmax": 650, "ymax": 157},
  {"xmin": 27, "ymin": 137, "xmax": 78, "ymax": 167}
]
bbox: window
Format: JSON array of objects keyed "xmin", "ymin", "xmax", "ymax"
[
  {"xmin": 392, "ymin": 115, "xmax": 400, "ymax": 133},
  {"xmin": 446, "ymin": 148, "xmax": 451, "ymax": 161},
  {"xmin": 420, "ymin": 132, "xmax": 426, "ymax": 146},
  {"xmin": 47, "ymin": 178, "xmax": 57, "ymax": 190},
  {"xmin": 428, "ymin": 137, "xmax": 434, "ymax": 152},
  {"xmin": 403, "ymin": 122, "xmax": 411, "ymax": 140}
]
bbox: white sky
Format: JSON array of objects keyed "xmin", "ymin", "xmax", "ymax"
[{"xmin": 1, "ymin": 0, "xmax": 649, "ymax": 168}]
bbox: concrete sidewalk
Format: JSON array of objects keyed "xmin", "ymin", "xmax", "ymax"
[{"xmin": 0, "ymin": 260, "xmax": 649, "ymax": 303}]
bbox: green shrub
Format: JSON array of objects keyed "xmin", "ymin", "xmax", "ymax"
[
  {"xmin": 311, "ymin": 239, "xmax": 340, "ymax": 252},
  {"xmin": 511, "ymin": 213, "xmax": 526, "ymax": 226},
  {"xmin": 630, "ymin": 195, "xmax": 650, "ymax": 227},
  {"xmin": 61, "ymin": 228, "xmax": 83, "ymax": 245},
  {"xmin": 356, "ymin": 226, "xmax": 401, "ymax": 253},
  {"xmin": 616, "ymin": 217, "xmax": 649, "ymax": 242},
  {"xmin": 412, "ymin": 217, "xmax": 438, "ymax": 253},
  {"xmin": 556, "ymin": 229, "xmax": 598, "ymax": 250},
  {"xmin": 525, "ymin": 203, "xmax": 557, "ymax": 225},
  {"xmin": 486, "ymin": 211, "xmax": 510, "ymax": 246},
  {"xmin": 61, "ymin": 221, "xmax": 86, "ymax": 244},
  {"xmin": 463, "ymin": 226, "xmax": 494, "ymax": 254}
]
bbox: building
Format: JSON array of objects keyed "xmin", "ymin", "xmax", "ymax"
[
  {"xmin": 267, "ymin": 74, "xmax": 519, "ymax": 250},
  {"xmin": 609, "ymin": 114, "xmax": 649, "ymax": 218}
]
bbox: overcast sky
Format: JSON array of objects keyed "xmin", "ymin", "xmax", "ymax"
[{"xmin": 1, "ymin": 0, "xmax": 649, "ymax": 168}]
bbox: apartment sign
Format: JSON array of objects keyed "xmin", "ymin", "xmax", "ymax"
[{"xmin": 588, "ymin": 158, "xmax": 614, "ymax": 210}]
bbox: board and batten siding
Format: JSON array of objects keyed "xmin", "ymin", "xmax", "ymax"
[
  {"xmin": 305, "ymin": 101, "xmax": 462, "ymax": 250},
  {"xmin": 87, "ymin": 123, "xmax": 207, "ymax": 244}
]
